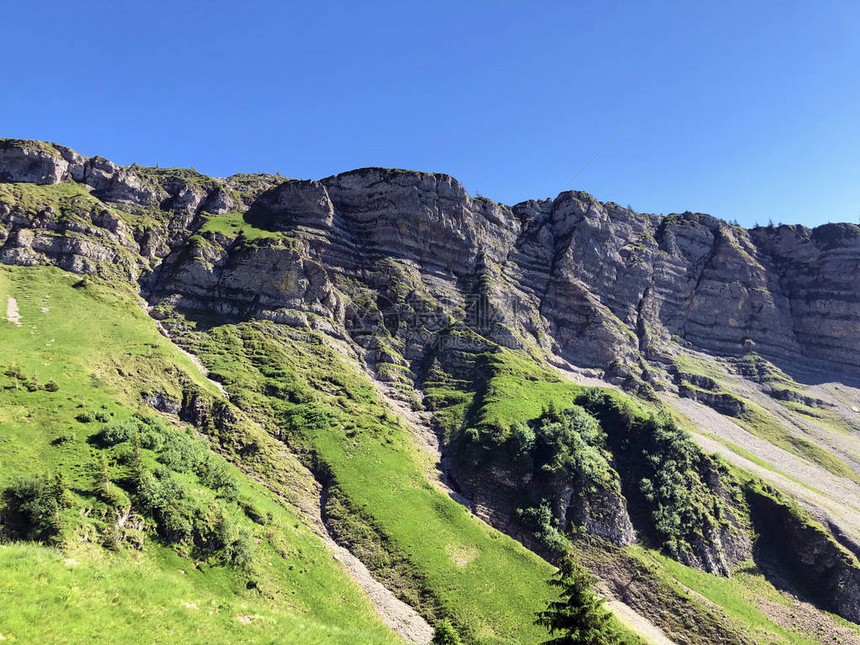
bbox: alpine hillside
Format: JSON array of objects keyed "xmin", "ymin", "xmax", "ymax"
[{"xmin": 1, "ymin": 137, "xmax": 859, "ymax": 645}]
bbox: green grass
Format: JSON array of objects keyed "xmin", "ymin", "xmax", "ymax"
[
  {"xmin": 736, "ymin": 404, "xmax": 860, "ymax": 484},
  {"xmin": 0, "ymin": 181, "xmax": 93, "ymax": 211},
  {"xmin": 631, "ymin": 546, "xmax": 860, "ymax": 645},
  {"xmin": 186, "ymin": 322, "xmax": 576, "ymax": 644},
  {"xmin": 0, "ymin": 542, "xmax": 397, "ymax": 644},
  {"xmin": 424, "ymin": 348, "xmax": 585, "ymax": 442},
  {"xmin": 0, "ymin": 265, "xmax": 582, "ymax": 644},
  {"xmin": 471, "ymin": 350, "xmax": 585, "ymax": 429},
  {"xmin": 0, "ymin": 265, "xmax": 401, "ymax": 644},
  {"xmin": 196, "ymin": 211, "xmax": 284, "ymax": 242}
]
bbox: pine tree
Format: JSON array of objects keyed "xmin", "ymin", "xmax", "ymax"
[{"xmin": 535, "ymin": 552, "xmax": 616, "ymax": 644}]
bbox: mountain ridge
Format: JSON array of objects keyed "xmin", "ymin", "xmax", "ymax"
[
  {"xmin": 2, "ymin": 137, "xmax": 858, "ymax": 379},
  {"xmin": 2, "ymin": 136, "xmax": 860, "ymax": 643}
]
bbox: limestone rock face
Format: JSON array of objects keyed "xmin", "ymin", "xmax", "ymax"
[
  {"xmin": 1, "ymin": 138, "xmax": 858, "ymax": 380},
  {"xmin": 0, "ymin": 139, "xmax": 70, "ymax": 184},
  {"xmin": 3, "ymin": 137, "xmax": 860, "ymax": 609},
  {"xmin": 751, "ymin": 224, "xmax": 860, "ymax": 374}
]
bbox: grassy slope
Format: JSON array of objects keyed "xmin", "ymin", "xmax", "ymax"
[
  {"xmin": 0, "ymin": 265, "xmax": 400, "ymax": 644},
  {"xmin": 736, "ymin": 403, "xmax": 860, "ymax": 484},
  {"xmin": 439, "ymin": 349, "xmax": 860, "ymax": 644},
  {"xmin": 186, "ymin": 323, "xmax": 578, "ymax": 644},
  {"xmin": 631, "ymin": 546, "xmax": 860, "ymax": 645},
  {"xmin": 197, "ymin": 211, "xmax": 282, "ymax": 241},
  {"xmin": 425, "ymin": 348, "xmax": 585, "ymax": 442}
]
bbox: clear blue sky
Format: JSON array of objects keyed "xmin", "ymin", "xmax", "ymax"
[{"xmin": 3, "ymin": 1, "xmax": 858, "ymax": 227}]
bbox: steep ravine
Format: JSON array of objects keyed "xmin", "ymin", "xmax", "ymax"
[{"xmin": 163, "ymin": 327, "xmax": 434, "ymax": 643}]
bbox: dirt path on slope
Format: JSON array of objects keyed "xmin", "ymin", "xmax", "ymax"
[
  {"xmin": 669, "ymin": 396, "xmax": 860, "ymax": 541},
  {"xmin": 369, "ymin": 376, "xmax": 473, "ymax": 509},
  {"xmin": 237, "ymin": 464, "xmax": 434, "ymax": 644},
  {"xmin": 605, "ymin": 600, "xmax": 677, "ymax": 645},
  {"xmin": 324, "ymin": 538, "xmax": 434, "ymax": 643},
  {"xmin": 150, "ymin": 325, "xmax": 433, "ymax": 644},
  {"xmin": 5, "ymin": 296, "xmax": 21, "ymax": 326},
  {"xmin": 318, "ymin": 489, "xmax": 434, "ymax": 644},
  {"xmin": 151, "ymin": 318, "xmax": 228, "ymax": 397}
]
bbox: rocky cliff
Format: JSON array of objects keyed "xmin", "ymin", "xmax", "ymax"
[
  {"xmin": 2, "ymin": 138, "xmax": 857, "ymax": 383},
  {"xmin": 2, "ymin": 137, "xmax": 860, "ymax": 626}
]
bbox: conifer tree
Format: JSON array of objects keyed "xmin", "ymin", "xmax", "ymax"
[{"xmin": 536, "ymin": 552, "xmax": 616, "ymax": 644}]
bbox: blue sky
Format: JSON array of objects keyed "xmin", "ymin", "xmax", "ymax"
[{"xmin": 2, "ymin": 1, "xmax": 858, "ymax": 227}]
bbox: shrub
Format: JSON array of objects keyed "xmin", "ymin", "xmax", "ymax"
[
  {"xmin": 51, "ymin": 432, "xmax": 75, "ymax": 446},
  {"xmin": 199, "ymin": 455, "xmax": 240, "ymax": 501},
  {"xmin": 214, "ymin": 515, "xmax": 254, "ymax": 567},
  {"xmin": 134, "ymin": 467, "xmax": 185, "ymax": 513},
  {"xmin": 102, "ymin": 522, "xmax": 124, "ymax": 552},
  {"xmin": 132, "ymin": 467, "xmax": 195, "ymax": 544},
  {"xmin": 75, "ymin": 410, "xmax": 95, "ymax": 423},
  {"xmin": 101, "ymin": 485, "xmax": 131, "ymax": 509},
  {"xmin": 139, "ymin": 429, "xmax": 164, "ymax": 451},
  {"xmin": 518, "ymin": 500, "xmax": 571, "ymax": 555},
  {"xmin": 43, "ymin": 380, "xmax": 59, "ymax": 392},
  {"xmin": 0, "ymin": 474, "xmax": 73, "ymax": 543},
  {"xmin": 158, "ymin": 506, "xmax": 194, "ymax": 544},
  {"xmin": 239, "ymin": 498, "xmax": 268, "ymax": 525},
  {"xmin": 158, "ymin": 430, "xmax": 207, "ymax": 474},
  {"xmin": 432, "ymin": 619, "xmax": 463, "ymax": 645},
  {"xmin": 508, "ymin": 422, "xmax": 535, "ymax": 457},
  {"xmin": 4, "ymin": 364, "xmax": 26, "ymax": 380},
  {"xmin": 576, "ymin": 389, "xmax": 730, "ymax": 558},
  {"xmin": 97, "ymin": 419, "xmax": 145, "ymax": 446}
]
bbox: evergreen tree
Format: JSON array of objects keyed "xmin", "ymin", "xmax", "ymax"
[{"xmin": 536, "ymin": 552, "xmax": 616, "ymax": 644}]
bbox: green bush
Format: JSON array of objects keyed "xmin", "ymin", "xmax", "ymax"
[
  {"xmin": 220, "ymin": 524, "xmax": 254, "ymax": 567},
  {"xmin": 508, "ymin": 422, "xmax": 535, "ymax": 457},
  {"xmin": 43, "ymin": 379, "xmax": 59, "ymax": 392},
  {"xmin": 101, "ymin": 522, "xmax": 124, "ymax": 552},
  {"xmin": 100, "ymin": 485, "xmax": 131, "ymax": 509},
  {"xmin": 576, "ymin": 389, "xmax": 730, "ymax": 559},
  {"xmin": 158, "ymin": 430, "xmax": 207, "ymax": 474},
  {"xmin": 139, "ymin": 429, "xmax": 164, "ymax": 451},
  {"xmin": 51, "ymin": 432, "xmax": 75, "ymax": 446},
  {"xmin": 3, "ymin": 364, "xmax": 26, "ymax": 380},
  {"xmin": 0, "ymin": 474, "xmax": 73, "ymax": 543},
  {"xmin": 239, "ymin": 498, "xmax": 269, "ymax": 525},
  {"xmin": 97, "ymin": 418, "xmax": 145, "ymax": 446},
  {"xmin": 432, "ymin": 618, "xmax": 463, "ymax": 645},
  {"xmin": 518, "ymin": 500, "xmax": 571, "ymax": 555},
  {"xmin": 199, "ymin": 455, "xmax": 240, "ymax": 501}
]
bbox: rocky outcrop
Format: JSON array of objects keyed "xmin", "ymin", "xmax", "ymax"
[
  {"xmin": 748, "ymin": 485, "xmax": 860, "ymax": 623},
  {"xmin": 751, "ymin": 224, "xmax": 860, "ymax": 376},
  {"xmin": 677, "ymin": 383, "xmax": 747, "ymax": 417},
  {"xmin": 2, "ymin": 138, "xmax": 858, "ymax": 379},
  {"xmin": 0, "ymin": 138, "xmax": 857, "ymax": 586},
  {"xmin": 454, "ymin": 454, "xmax": 637, "ymax": 549}
]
